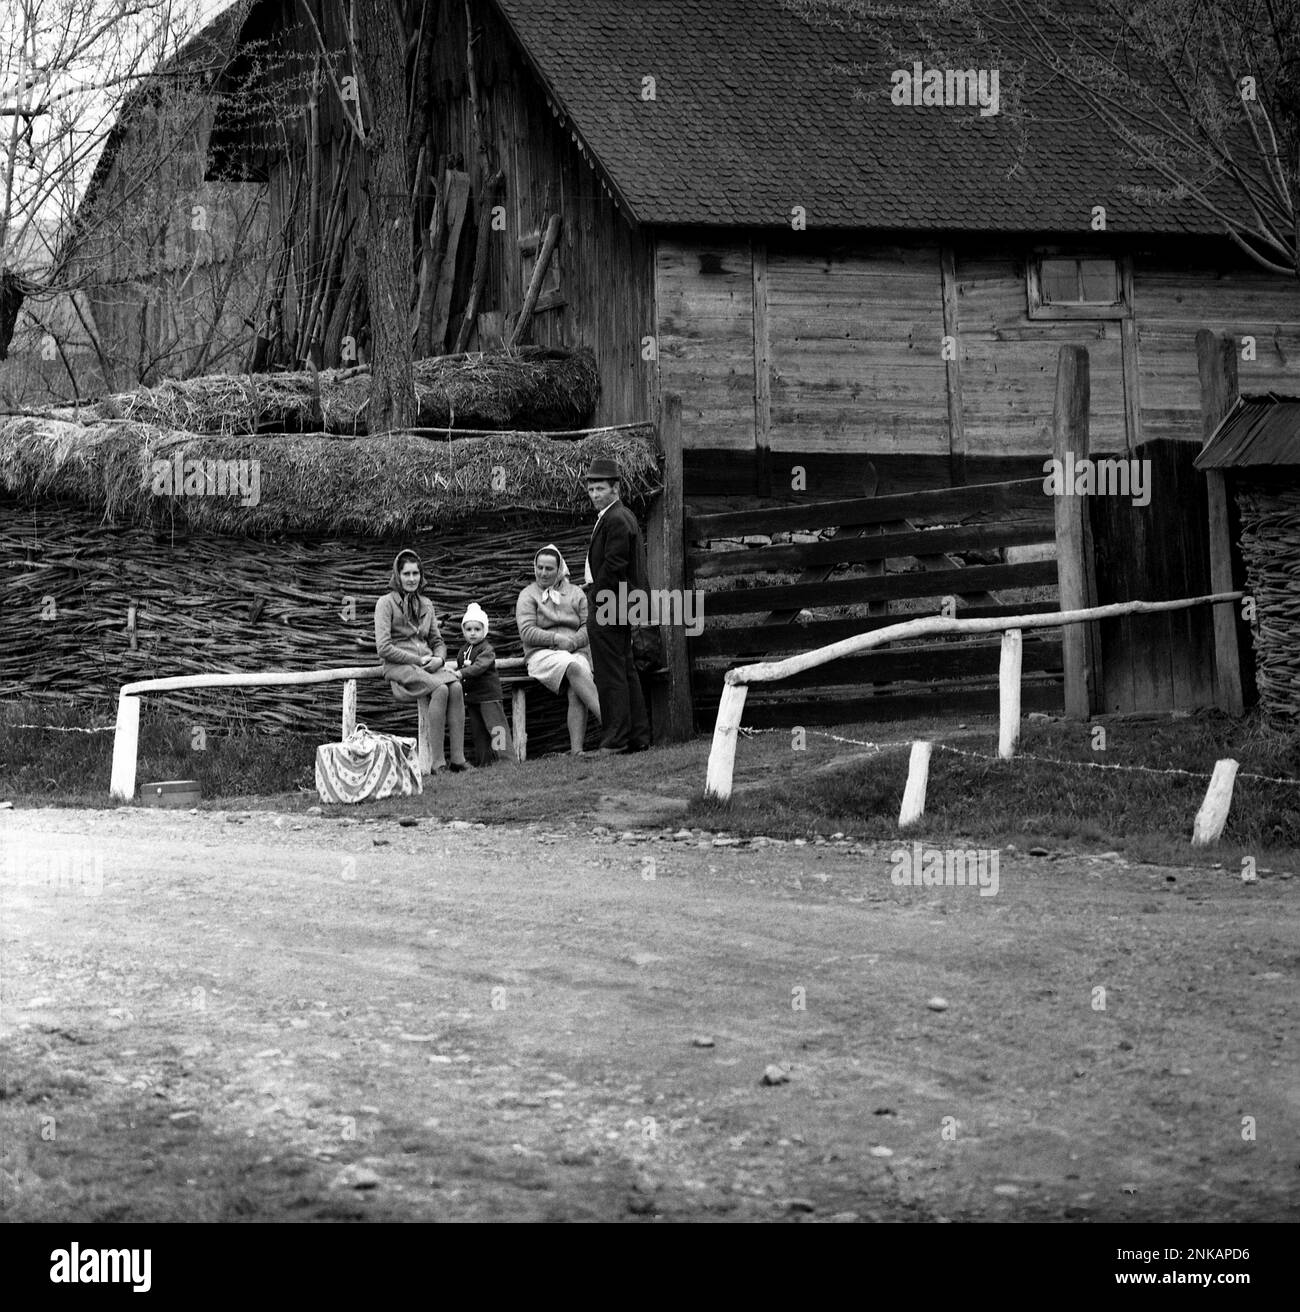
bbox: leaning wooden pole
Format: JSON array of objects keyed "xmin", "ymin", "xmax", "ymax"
[{"xmin": 507, "ymin": 213, "xmax": 561, "ymax": 348}]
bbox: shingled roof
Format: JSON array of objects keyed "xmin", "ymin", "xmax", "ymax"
[{"xmin": 490, "ymin": 0, "xmax": 1246, "ymax": 234}]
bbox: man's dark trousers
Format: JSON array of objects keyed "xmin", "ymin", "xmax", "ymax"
[
  {"xmin": 586, "ymin": 498, "xmax": 652, "ymax": 751},
  {"xmin": 589, "ymin": 611, "xmax": 650, "ymax": 751}
]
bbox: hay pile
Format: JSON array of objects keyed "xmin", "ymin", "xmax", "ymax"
[
  {"xmin": 60, "ymin": 346, "xmax": 600, "ymax": 435},
  {"xmin": 0, "ymin": 414, "xmax": 660, "ymax": 534}
]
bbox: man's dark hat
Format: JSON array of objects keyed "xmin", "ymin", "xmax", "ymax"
[{"xmin": 584, "ymin": 458, "xmax": 621, "ymax": 482}]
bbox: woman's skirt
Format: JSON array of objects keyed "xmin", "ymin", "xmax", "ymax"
[
  {"xmin": 386, "ymin": 663, "xmax": 461, "ymax": 699},
  {"xmin": 526, "ymin": 648, "xmax": 592, "ymax": 694}
]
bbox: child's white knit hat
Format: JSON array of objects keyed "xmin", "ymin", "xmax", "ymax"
[{"xmin": 461, "ymin": 602, "xmax": 489, "ymax": 634}]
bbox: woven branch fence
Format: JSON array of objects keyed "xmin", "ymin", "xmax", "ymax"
[
  {"xmin": 0, "ymin": 502, "xmax": 607, "ymax": 754},
  {"xmin": 1236, "ymin": 480, "xmax": 1300, "ymax": 729}
]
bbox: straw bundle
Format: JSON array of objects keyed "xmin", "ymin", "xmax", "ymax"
[
  {"xmin": 1235, "ymin": 479, "xmax": 1300, "ymax": 728},
  {"xmin": 63, "ymin": 346, "xmax": 600, "ymax": 435},
  {"xmin": 0, "ymin": 416, "xmax": 660, "ymax": 534}
]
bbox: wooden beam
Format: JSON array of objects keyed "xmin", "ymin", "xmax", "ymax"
[
  {"xmin": 690, "ymin": 519, "xmax": 1052, "ymax": 579},
  {"xmin": 703, "ymin": 560, "xmax": 1059, "ymax": 615},
  {"xmin": 648, "ymin": 392, "xmax": 693, "ymax": 740},
  {"xmin": 1052, "ymin": 344, "xmax": 1097, "ymax": 719},
  {"xmin": 1197, "ymin": 328, "xmax": 1244, "ymax": 716},
  {"xmin": 692, "ymin": 636, "xmax": 1062, "ymax": 691},
  {"xmin": 723, "ymin": 594, "xmax": 1239, "ymax": 687},
  {"xmin": 692, "ymin": 602, "xmax": 1063, "ymax": 658},
  {"xmin": 1119, "ymin": 256, "xmax": 1141, "ymax": 453},
  {"xmin": 426, "ymin": 169, "xmax": 471, "ymax": 355},
  {"xmin": 688, "ymin": 477, "xmax": 1048, "ymax": 539},
  {"xmin": 452, "ymin": 169, "xmax": 504, "ymax": 354},
  {"xmin": 752, "ymin": 240, "xmax": 771, "ymax": 496},
  {"xmin": 940, "ymin": 246, "xmax": 966, "ymax": 485},
  {"xmin": 508, "ymin": 213, "xmax": 561, "ymax": 349}
]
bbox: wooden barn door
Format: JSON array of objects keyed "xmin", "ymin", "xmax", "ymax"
[{"xmin": 1088, "ymin": 439, "xmax": 1217, "ymax": 712}]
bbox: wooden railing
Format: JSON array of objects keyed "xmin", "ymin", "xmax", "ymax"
[
  {"xmin": 703, "ymin": 592, "xmax": 1245, "ymax": 801},
  {"xmin": 109, "ymin": 657, "xmax": 532, "ymax": 801}
]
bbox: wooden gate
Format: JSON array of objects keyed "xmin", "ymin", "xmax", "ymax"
[
  {"xmin": 1088, "ymin": 439, "xmax": 1221, "ymax": 713},
  {"xmin": 686, "ymin": 478, "xmax": 1064, "ymax": 725}
]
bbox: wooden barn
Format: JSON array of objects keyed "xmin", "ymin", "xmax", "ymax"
[
  {"xmin": 202, "ymin": 0, "xmax": 1300, "ymax": 495},
  {"xmin": 44, "ymin": 0, "xmax": 1295, "ymax": 732}
]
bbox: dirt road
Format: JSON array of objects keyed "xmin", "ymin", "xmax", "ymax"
[{"xmin": 1, "ymin": 805, "xmax": 1295, "ymax": 1221}]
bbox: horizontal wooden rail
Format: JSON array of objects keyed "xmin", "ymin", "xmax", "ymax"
[
  {"xmin": 689, "ymin": 519, "xmax": 1052, "ymax": 578},
  {"xmin": 703, "ymin": 560, "xmax": 1059, "ymax": 615},
  {"xmin": 693, "ymin": 637, "xmax": 1062, "ymax": 694},
  {"xmin": 687, "ymin": 477, "xmax": 1047, "ymax": 539},
  {"xmin": 704, "ymin": 591, "xmax": 1245, "ymax": 800},
  {"xmin": 691, "ymin": 603, "xmax": 1063, "ymax": 658}
]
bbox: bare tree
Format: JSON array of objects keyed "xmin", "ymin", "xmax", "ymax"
[
  {"xmin": 790, "ymin": 0, "xmax": 1300, "ymax": 278},
  {"xmin": 0, "ymin": 0, "xmax": 218, "ymax": 359}
]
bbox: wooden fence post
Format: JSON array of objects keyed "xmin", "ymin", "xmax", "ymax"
[
  {"xmin": 998, "ymin": 628, "xmax": 1022, "ymax": 759},
  {"xmin": 704, "ymin": 683, "xmax": 748, "ymax": 800},
  {"xmin": 341, "ymin": 680, "xmax": 357, "ymax": 738},
  {"xmin": 1192, "ymin": 758, "xmax": 1239, "ymax": 845},
  {"xmin": 898, "ymin": 741, "xmax": 932, "ymax": 828},
  {"xmin": 1053, "ymin": 345, "xmax": 1097, "ymax": 719},
  {"xmin": 1197, "ymin": 329, "xmax": 1244, "ymax": 716},
  {"xmin": 648, "ymin": 392, "xmax": 693, "ymax": 741},
  {"xmin": 109, "ymin": 693, "xmax": 141, "ymax": 802}
]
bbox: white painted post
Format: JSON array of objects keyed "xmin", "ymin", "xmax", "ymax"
[
  {"xmin": 511, "ymin": 688, "xmax": 527, "ymax": 763},
  {"xmin": 341, "ymin": 680, "xmax": 357, "ymax": 738},
  {"xmin": 704, "ymin": 683, "xmax": 749, "ymax": 801},
  {"xmin": 998, "ymin": 628, "xmax": 1023, "ymax": 760},
  {"xmin": 415, "ymin": 695, "xmax": 434, "ymax": 774},
  {"xmin": 1192, "ymin": 758, "xmax": 1239, "ymax": 846},
  {"xmin": 109, "ymin": 693, "xmax": 141, "ymax": 802},
  {"xmin": 898, "ymin": 741, "xmax": 932, "ymax": 828}
]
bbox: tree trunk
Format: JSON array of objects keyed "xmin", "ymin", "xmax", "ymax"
[{"xmin": 355, "ymin": 2, "xmax": 414, "ymax": 432}]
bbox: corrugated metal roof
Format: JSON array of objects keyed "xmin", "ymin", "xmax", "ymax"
[{"xmin": 1195, "ymin": 395, "xmax": 1300, "ymax": 469}]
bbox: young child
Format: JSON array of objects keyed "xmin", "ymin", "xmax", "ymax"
[{"xmin": 455, "ymin": 603, "xmax": 515, "ymax": 765}]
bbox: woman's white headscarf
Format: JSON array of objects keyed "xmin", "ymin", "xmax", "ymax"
[{"xmin": 534, "ymin": 543, "xmax": 572, "ymax": 604}]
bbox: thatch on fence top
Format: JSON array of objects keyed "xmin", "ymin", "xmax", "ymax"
[
  {"xmin": 0, "ymin": 415, "xmax": 660, "ymax": 535},
  {"xmin": 51, "ymin": 346, "xmax": 601, "ymax": 435}
]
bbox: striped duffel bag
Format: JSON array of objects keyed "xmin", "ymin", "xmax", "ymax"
[{"xmin": 315, "ymin": 725, "xmax": 422, "ymax": 804}]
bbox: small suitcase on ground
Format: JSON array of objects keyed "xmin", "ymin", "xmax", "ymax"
[{"xmin": 315, "ymin": 724, "xmax": 422, "ymax": 804}]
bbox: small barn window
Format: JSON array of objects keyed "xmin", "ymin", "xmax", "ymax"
[{"xmin": 1028, "ymin": 253, "xmax": 1129, "ymax": 320}]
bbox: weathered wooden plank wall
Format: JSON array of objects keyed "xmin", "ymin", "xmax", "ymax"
[
  {"xmin": 955, "ymin": 249, "xmax": 1128, "ymax": 456},
  {"xmin": 1133, "ymin": 244, "xmax": 1300, "ymax": 443},
  {"xmin": 655, "ymin": 240, "xmax": 757, "ymax": 449}
]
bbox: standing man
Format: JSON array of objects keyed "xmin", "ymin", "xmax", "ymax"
[{"xmin": 583, "ymin": 458, "xmax": 651, "ymax": 754}]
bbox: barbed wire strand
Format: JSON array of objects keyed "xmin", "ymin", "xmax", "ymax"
[{"xmin": 737, "ymin": 725, "xmax": 1300, "ymax": 788}]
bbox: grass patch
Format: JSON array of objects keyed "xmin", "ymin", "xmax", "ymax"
[{"xmin": 2, "ymin": 698, "xmax": 1297, "ymax": 868}]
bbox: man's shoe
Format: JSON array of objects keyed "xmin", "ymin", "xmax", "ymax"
[
  {"xmin": 592, "ymin": 745, "xmax": 628, "ymax": 755},
  {"xmin": 448, "ymin": 761, "xmax": 474, "ymax": 772}
]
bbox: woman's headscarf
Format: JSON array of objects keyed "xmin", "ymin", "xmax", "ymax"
[
  {"xmin": 388, "ymin": 548, "xmax": 425, "ymax": 626},
  {"xmin": 533, "ymin": 544, "xmax": 572, "ymax": 604}
]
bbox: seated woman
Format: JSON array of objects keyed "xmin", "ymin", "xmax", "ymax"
[
  {"xmin": 515, "ymin": 544, "xmax": 601, "ymax": 756},
  {"xmin": 374, "ymin": 548, "xmax": 471, "ymax": 773}
]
